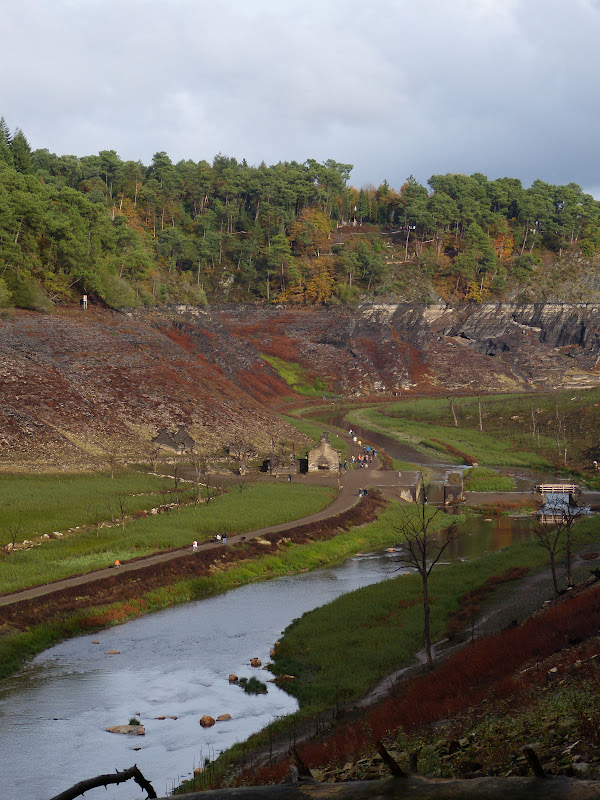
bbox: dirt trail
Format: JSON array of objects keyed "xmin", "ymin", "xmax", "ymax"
[{"xmin": 0, "ymin": 461, "xmax": 397, "ymax": 609}]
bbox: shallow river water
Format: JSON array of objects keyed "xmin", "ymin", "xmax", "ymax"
[{"xmin": 1, "ymin": 420, "xmax": 540, "ymax": 800}]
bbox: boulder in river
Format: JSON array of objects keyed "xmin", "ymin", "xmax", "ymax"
[
  {"xmin": 200, "ymin": 715, "xmax": 215, "ymax": 727},
  {"xmin": 250, "ymin": 657, "xmax": 262, "ymax": 667},
  {"xmin": 228, "ymin": 673, "xmax": 238, "ymax": 683},
  {"xmin": 217, "ymin": 714, "xmax": 232, "ymax": 721},
  {"xmin": 106, "ymin": 724, "xmax": 145, "ymax": 735}
]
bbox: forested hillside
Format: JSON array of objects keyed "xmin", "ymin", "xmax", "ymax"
[{"xmin": 1, "ymin": 117, "xmax": 600, "ymax": 311}]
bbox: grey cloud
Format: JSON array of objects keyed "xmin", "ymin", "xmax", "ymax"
[{"xmin": 1, "ymin": 0, "xmax": 600, "ymax": 193}]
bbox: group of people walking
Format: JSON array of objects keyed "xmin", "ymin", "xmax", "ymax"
[
  {"xmin": 192, "ymin": 534, "xmax": 227, "ymax": 552},
  {"xmin": 348, "ymin": 429, "xmax": 377, "ymax": 468}
]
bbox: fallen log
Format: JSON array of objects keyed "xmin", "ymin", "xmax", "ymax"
[
  {"xmin": 49, "ymin": 764, "xmax": 156, "ymax": 800},
  {"xmin": 157, "ymin": 774, "xmax": 600, "ymax": 800}
]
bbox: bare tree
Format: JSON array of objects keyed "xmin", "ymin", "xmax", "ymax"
[
  {"xmin": 148, "ymin": 444, "xmax": 162, "ymax": 472},
  {"xmin": 533, "ymin": 496, "xmax": 585, "ymax": 593},
  {"xmin": 115, "ymin": 493, "xmax": 127, "ymax": 528},
  {"xmin": 6, "ymin": 517, "xmax": 22, "ymax": 551},
  {"xmin": 228, "ymin": 437, "xmax": 254, "ymax": 475},
  {"xmin": 104, "ymin": 447, "xmax": 122, "ymax": 479},
  {"xmin": 393, "ymin": 504, "xmax": 460, "ymax": 669},
  {"xmin": 191, "ymin": 453, "xmax": 208, "ymax": 504},
  {"xmin": 269, "ymin": 434, "xmax": 283, "ymax": 475},
  {"xmin": 447, "ymin": 396, "xmax": 459, "ymax": 427}
]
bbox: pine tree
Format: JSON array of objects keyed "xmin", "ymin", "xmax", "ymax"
[
  {"xmin": 10, "ymin": 128, "xmax": 33, "ymax": 173},
  {"xmin": 0, "ymin": 116, "xmax": 13, "ymax": 165}
]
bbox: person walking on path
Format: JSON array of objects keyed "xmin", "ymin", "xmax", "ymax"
[
  {"xmin": 222, "ymin": 534, "xmax": 227, "ymax": 544},
  {"xmin": 192, "ymin": 540, "xmax": 198, "ymax": 552}
]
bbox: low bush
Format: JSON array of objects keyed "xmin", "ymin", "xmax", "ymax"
[
  {"xmin": 464, "ymin": 467, "xmax": 517, "ymax": 492},
  {"xmin": 238, "ymin": 677, "xmax": 268, "ymax": 695}
]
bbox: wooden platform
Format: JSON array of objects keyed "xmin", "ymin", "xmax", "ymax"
[{"xmin": 534, "ymin": 484, "xmax": 577, "ymax": 494}]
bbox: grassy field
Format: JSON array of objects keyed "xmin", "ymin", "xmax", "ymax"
[
  {"xmin": 0, "ymin": 471, "xmax": 177, "ymax": 545},
  {"xmin": 270, "ymin": 511, "xmax": 600, "ymax": 711},
  {"xmin": 463, "ymin": 467, "xmax": 517, "ymax": 492},
  {"xmin": 347, "ymin": 404, "xmax": 552, "ymax": 469},
  {"xmin": 261, "ymin": 355, "xmax": 334, "ymax": 397},
  {"xmin": 347, "ymin": 389, "xmax": 600, "ymax": 476},
  {"xmin": 0, "ymin": 497, "xmax": 412, "ymax": 682},
  {"xmin": 0, "ymin": 481, "xmax": 336, "ymax": 594}
]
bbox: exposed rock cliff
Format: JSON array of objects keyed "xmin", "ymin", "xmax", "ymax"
[{"xmin": 1, "ymin": 302, "xmax": 599, "ymax": 470}]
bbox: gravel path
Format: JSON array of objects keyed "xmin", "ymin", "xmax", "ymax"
[{"xmin": 0, "ymin": 460, "xmax": 399, "ymax": 608}]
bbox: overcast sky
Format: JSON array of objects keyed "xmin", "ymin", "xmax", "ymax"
[{"xmin": 2, "ymin": 0, "xmax": 600, "ymax": 194}]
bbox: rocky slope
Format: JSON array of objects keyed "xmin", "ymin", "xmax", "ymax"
[{"xmin": 2, "ymin": 302, "xmax": 600, "ymax": 471}]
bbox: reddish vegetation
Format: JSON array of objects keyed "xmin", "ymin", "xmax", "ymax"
[
  {"xmin": 3, "ymin": 303, "xmax": 599, "ymax": 471},
  {"xmin": 429, "ymin": 439, "xmax": 478, "ymax": 465},
  {"xmin": 233, "ymin": 579, "xmax": 600, "ymax": 786},
  {"xmin": 444, "ymin": 567, "xmax": 531, "ymax": 638}
]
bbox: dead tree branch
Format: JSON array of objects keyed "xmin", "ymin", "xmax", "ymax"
[{"xmin": 49, "ymin": 764, "xmax": 157, "ymax": 800}]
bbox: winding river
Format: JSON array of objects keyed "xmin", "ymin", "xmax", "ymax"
[{"xmin": 1, "ymin": 423, "xmax": 538, "ymax": 800}]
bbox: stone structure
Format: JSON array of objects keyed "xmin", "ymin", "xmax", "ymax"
[
  {"xmin": 377, "ymin": 470, "xmax": 423, "ymax": 503},
  {"xmin": 444, "ymin": 471, "xmax": 464, "ymax": 505},
  {"xmin": 152, "ymin": 425, "xmax": 196, "ymax": 454},
  {"xmin": 307, "ymin": 432, "xmax": 340, "ymax": 473}
]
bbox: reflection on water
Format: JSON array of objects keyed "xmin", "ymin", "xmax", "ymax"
[
  {"xmin": 1, "ymin": 409, "xmax": 547, "ymax": 800},
  {"xmin": 0, "ymin": 552, "xmax": 399, "ymax": 800},
  {"xmin": 0, "ymin": 513, "xmax": 536, "ymax": 800}
]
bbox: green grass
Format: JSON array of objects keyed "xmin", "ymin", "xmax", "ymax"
[
  {"xmin": 0, "ymin": 482, "xmax": 336, "ymax": 594},
  {"xmin": 346, "ymin": 389, "xmax": 600, "ymax": 474},
  {"xmin": 271, "ymin": 511, "xmax": 600, "ymax": 711},
  {"xmin": 262, "ymin": 355, "xmax": 334, "ymax": 397},
  {"xmin": 463, "ymin": 467, "xmax": 517, "ymax": 492},
  {"xmin": 238, "ymin": 677, "xmax": 268, "ymax": 695},
  {"xmin": 347, "ymin": 404, "xmax": 553, "ymax": 469},
  {"xmin": 0, "ymin": 497, "xmax": 428, "ymax": 682},
  {"xmin": 0, "ymin": 472, "xmax": 176, "ymax": 545}
]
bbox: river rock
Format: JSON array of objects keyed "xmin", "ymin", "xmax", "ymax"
[
  {"xmin": 250, "ymin": 658, "xmax": 262, "ymax": 667},
  {"xmin": 228, "ymin": 673, "xmax": 238, "ymax": 683},
  {"xmin": 106, "ymin": 650, "xmax": 120, "ymax": 655},
  {"xmin": 217, "ymin": 714, "xmax": 232, "ymax": 721},
  {"xmin": 200, "ymin": 715, "xmax": 215, "ymax": 727},
  {"xmin": 106, "ymin": 725, "xmax": 145, "ymax": 735},
  {"xmin": 278, "ymin": 674, "xmax": 296, "ymax": 681}
]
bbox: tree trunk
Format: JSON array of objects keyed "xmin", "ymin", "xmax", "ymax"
[
  {"xmin": 566, "ymin": 525, "xmax": 573, "ymax": 588},
  {"xmin": 50, "ymin": 765, "xmax": 156, "ymax": 800},
  {"xmin": 422, "ymin": 577, "xmax": 433, "ymax": 669},
  {"xmin": 448, "ymin": 397, "xmax": 458, "ymax": 427},
  {"xmin": 160, "ymin": 774, "xmax": 600, "ymax": 800}
]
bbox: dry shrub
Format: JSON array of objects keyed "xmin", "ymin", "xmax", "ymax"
[
  {"xmin": 475, "ymin": 498, "xmax": 537, "ymax": 515},
  {"xmin": 236, "ymin": 367, "xmax": 292, "ymax": 403},
  {"xmin": 242, "ymin": 583, "xmax": 600, "ymax": 786},
  {"xmin": 430, "ymin": 439, "xmax": 477, "ymax": 465},
  {"xmin": 445, "ymin": 567, "xmax": 530, "ymax": 639}
]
